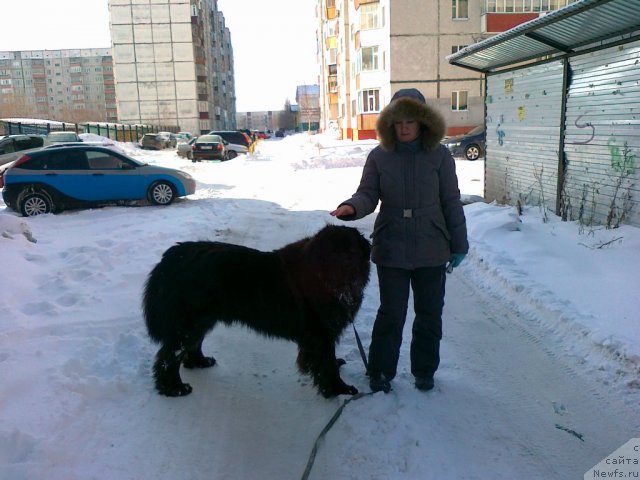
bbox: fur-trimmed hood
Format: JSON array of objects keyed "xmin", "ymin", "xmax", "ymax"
[{"xmin": 376, "ymin": 95, "xmax": 446, "ymax": 152}]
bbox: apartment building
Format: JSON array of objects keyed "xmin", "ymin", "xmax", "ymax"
[
  {"xmin": 0, "ymin": 48, "xmax": 117, "ymax": 122},
  {"xmin": 296, "ymin": 84, "xmax": 321, "ymax": 131},
  {"xmin": 108, "ymin": 0, "xmax": 236, "ymax": 134},
  {"xmin": 236, "ymin": 111, "xmax": 278, "ymax": 132},
  {"xmin": 317, "ymin": 0, "xmax": 579, "ymax": 140}
]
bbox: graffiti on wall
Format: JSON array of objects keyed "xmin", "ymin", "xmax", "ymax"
[
  {"xmin": 496, "ymin": 114, "xmax": 505, "ymax": 146},
  {"xmin": 571, "ymin": 112, "xmax": 595, "ymax": 145}
]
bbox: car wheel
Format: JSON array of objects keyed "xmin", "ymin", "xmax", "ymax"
[
  {"xmin": 20, "ymin": 191, "xmax": 53, "ymax": 217},
  {"xmin": 148, "ymin": 181, "xmax": 175, "ymax": 205},
  {"xmin": 465, "ymin": 144, "xmax": 481, "ymax": 161},
  {"xmin": 227, "ymin": 150, "xmax": 237, "ymax": 160}
]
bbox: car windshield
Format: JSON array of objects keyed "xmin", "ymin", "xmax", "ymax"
[
  {"xmin": 196, "ymin": 135, "xmax": 222, "ymax": 143},
  {"xmin": 467, "ymin": 125, "xmax": 484, "ymax": 135}
]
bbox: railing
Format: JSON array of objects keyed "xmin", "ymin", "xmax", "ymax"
[{"xmin": 1, "ymin": 120, "xmax": 179, "ymax": 142}]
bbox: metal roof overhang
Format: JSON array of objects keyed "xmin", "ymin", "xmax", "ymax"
[{"xmin": 447, "ymin": 0, "xmax": 640, "ymax": 73}]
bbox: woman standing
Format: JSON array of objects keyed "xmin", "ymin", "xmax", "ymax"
[{"xmin": 330, "ymin": 88, "xmax": 468, "ymax": 393}]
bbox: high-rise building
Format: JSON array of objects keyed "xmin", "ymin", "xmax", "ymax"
[
  {"xmin": 108, "ymin": 0, "xmax": 236, "ymax": 134},
  {"xmin": 316, "ymin": 0, "xmax": 579, "ymax": 140},
  {"xmin": 0, "ymin": 48, "xmax": 117, "ymax": 123}
]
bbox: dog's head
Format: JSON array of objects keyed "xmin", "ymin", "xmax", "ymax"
[
  {"xmin": 307, "ymin": 225, "xmax": 370, "ymax": 263},
  {"xmin": 304, "ymin": 225, "xmax": 371, "ymax": 295}
]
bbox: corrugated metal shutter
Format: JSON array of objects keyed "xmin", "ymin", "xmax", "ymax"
[
  {"xmin": 485, "ymin": 60, "xmax": 565, "ymax": 210},
  {"xmin": 562, "ymin": 39, "xmax": 640, "ymax": 228}
]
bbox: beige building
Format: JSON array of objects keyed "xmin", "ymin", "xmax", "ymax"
[
  {"xmin": 108, "ymin": 0, "xmax": 236, "ymax": 134},
  {"xmin": 0, "ymin": 48, "xmax": 117, "ymax": 123},
  {"xmin": 236, "ymin": 111, "xmax": 278, "ymax": 132},
  {"xmin": 317, "ymin": 0, "xmax": 579, "ymax": 140}
]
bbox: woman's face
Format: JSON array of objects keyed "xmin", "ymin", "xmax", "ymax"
[{"xmin": 394, "ymin": 119, "xmax": 420, "ymax": 143}]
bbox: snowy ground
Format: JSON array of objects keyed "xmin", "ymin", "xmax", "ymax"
[{"xmin": 0, "ymin": 133, "xmax": 638, "ymax": 480}]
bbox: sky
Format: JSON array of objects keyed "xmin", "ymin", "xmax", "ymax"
[
  {"xmin": 0, "ymin": 0, "xmax": 319, "ymax": 112},
  {"xmin": 0, "ymin": 132, "xmax": 638, "ymax": 479}
]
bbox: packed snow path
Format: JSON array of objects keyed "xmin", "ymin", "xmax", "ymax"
[
  {"xmin": 1, "ymin": 136, "xmax": 637, "ymax": 480},
  {"xmin": 311, "ymin": 270, "xmax": 640, "ymax": 479}
]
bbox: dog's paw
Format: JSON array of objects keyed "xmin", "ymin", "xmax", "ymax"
[
  {"xmin": 157, "ymin": 382, "xmax": 193, "ymax": 397},
  {"xmin": 320, "ymin": 382, "xmax": 359, "ymax": 398},
  {"xmin": 342, "ymin": 384, "xmax": 359, "ymax": 395},
  {"xmin": 183, "ymin": 355, "xmax": 216, "ymax": 369}
]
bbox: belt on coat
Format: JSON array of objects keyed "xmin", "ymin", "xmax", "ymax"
[{"xmin": 380, "ymin": 205, "xmax": 439, "ymax": 218}]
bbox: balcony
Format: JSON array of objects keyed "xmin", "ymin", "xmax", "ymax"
[
  {"xmin": 326, "ymin": 6, "xmax": 338, "ymax": 20},
  {"xmin": 481, "ymin": 12, "xmax": 538, "ymax": 33},
  {"xmin": 355, "ymin": 0, "xmax": 378, "ymax": 9},
  {"xmin": 325, "ymin": 35, "xmax": 337, "ymax": 49},
  {"xmin": 328, "ymin": 74, "xmax": 338, "ymax": 94}
]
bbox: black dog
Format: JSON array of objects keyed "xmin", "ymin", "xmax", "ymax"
[{"xmin": 143, "ymin": 225, "xmax": 371, "ymax": 398}]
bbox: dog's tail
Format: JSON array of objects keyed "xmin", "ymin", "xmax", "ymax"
[{"xmin": 142, "ymin": 253, "xmax": 183, "ymax": 343}]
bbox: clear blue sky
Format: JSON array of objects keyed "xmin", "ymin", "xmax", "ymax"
[{"xmin": 1, "ymin": 0, "xmax": 318, "ymax": 112}]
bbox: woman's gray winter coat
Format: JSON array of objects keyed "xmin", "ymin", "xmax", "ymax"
[{"xmin": 338, "ymin": 96, "xmax": 469, "ymax": 269}]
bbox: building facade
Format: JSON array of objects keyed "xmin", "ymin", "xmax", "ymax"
[
  {"xmin": 296, "ymin": 84, "xmax": 321, "ymax": 131},
  {"xmin": 0, "ymin": 48, "xmax": 117, "ymax": 123},
  {"xmin": 236, "ymin": 111, "xmax": 278, "ymax": 132},
  {"xmin": 316, "ymin": 0, "xmax": 579, "ymax": 140},
  {"xmin": 108, "ymin": 0, "xmax": 236, "ymax": 134}
]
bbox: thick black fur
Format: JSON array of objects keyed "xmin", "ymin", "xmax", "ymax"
[{"xmin": 143, "ymin": 225, "xmax": 371, "ymax": 398}]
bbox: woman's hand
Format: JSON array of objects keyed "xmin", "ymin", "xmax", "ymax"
[{"xmin": 330, "ymin": 204, "xmax": 355, "ymax": 217}]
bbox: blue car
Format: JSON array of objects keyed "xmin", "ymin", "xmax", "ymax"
[
  {"xmin": 2, "ymin": 145, "xmax": 196, "ymax": 216},
  {"xmin": 442, "ymin": 125, "xmax": 485, "ymax": 160}
]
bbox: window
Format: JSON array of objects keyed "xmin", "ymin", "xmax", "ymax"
[
  {"xmin": 452, "ymin": 0, "xmax": 469, "ymax": 18},
  {"xmin": 87, "ymin": 151, "xmax": 125, "ymax": 169},
  {"xmin": 359, "ymin": 89, "xmax": 380, "ymax": 113},
  {"xmin": 360, "ymin": 3, "xmax": 381, "ymax": 30},
  {"xmin": 328, "ymin": 76, "xmax": 338, "ymax": 93},
  {"xmin": 48, "ymin": 151, "xmax": 87, "ymax": 170},
  {"xmin": 451, "ymin": 45, "xmax": 468, "ymax": 54},
  {"xmin": 451, "ymin": 90, "xmax": 468, "ymax": 111},
  {"xmin": 360, "ymin": 46, "xmax": 379, "ymax": 71}
]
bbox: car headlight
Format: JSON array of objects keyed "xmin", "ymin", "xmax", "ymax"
[
  {"xmin": 447, "ymin": 142, "xmax": 461, "ymax": 148},
  {"xmin": 174, "ymin": 171, "xmax": 193, "ymax": 180}
]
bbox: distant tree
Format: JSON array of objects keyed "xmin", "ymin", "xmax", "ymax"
[
  {"xmin": 297, "ymin": 89, "xmax": 313, "ymax": 132},
  {"xmin": 0, "ymin": 95, "xmax": 36, "ymax": 119},
  {"xmin": 279, "ymin": 99, "xmax": 295, "ymax": 131}
]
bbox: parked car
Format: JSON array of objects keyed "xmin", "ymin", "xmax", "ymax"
[
  {"xmin": 192, "ymin": 134, "xmax": 227, "ymax": 162},
  {"xmin": 140, "ymin": 133, "xmax": 166, "ymax": 150},
  {"xmin": 0, "ymin": 134, "xmax": 45, "ymax": 167},
  {"xmin": 208, "ymin": 130, "xmax": 252, "ymax": 149},
  {"xmin": 442, "ymin": 125, "xmax": 485, "ymax": 160},
  {"xmin": 275, "ymin": 129, "xmax": 285, "ymax": 138},
  {"xmin": 2, "ymin": 145, "xmax": 196, "ymax": 217},
  {"xmin": 177, "ymin": 137, "xmax": 197, "ymax": 159},
  {"xmin": 157, "ymin": 132, "xmax": 177, "ymax": 148},
  {"xmin": 46, "ymin": 131, "xmax": 82, "ymax": 144},
  {"xmin": 176, "ymin": 132, "xmax": 193, "ymax": 142},
  {"xmin": 222, "ymin": 141, "xmax": 248, "ymax": 159}
]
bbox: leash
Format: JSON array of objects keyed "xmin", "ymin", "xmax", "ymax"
[
  {"xmin": 352, "ymin": 323, "xmax": 369, "ymax": 371},
  {"xmin": 299, "ymin": 322, "xmax": 371, "ymax": 480},
  {"xmin": 300, "ymin": 391, "xmax": 375, "ymax": 480}
]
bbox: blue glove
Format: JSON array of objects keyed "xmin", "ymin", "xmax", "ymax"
[{"xmin": 448, "ymin": 253, "xmax": 466, "ymax": 269}]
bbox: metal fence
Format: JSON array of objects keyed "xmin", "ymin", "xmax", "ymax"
[{"xmin": 1, "ymin": 120, "xmax": 179, "ymax": 142}]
